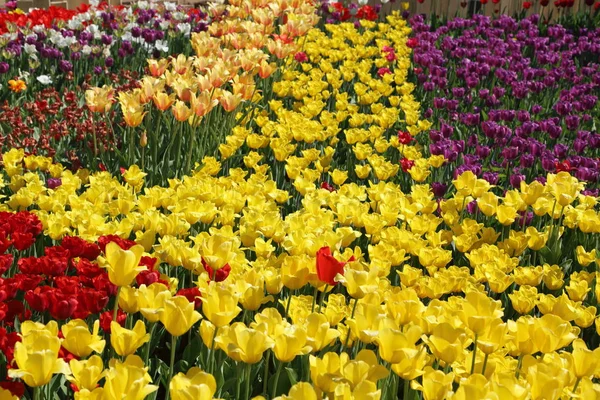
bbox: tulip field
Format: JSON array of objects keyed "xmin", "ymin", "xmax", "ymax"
[{"xmin": 1, "ymin": 0, "xmax": 600, "ymax": 398}]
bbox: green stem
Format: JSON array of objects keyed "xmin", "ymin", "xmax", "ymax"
[
  {"xmin": 244, "ymin": 363, "xmax": 252, "ymax": 400},
  {"xmin": 236, "ymin": 362, "xmax": 242, "ymax": 399},
  {"xmin": 144, "ymin": 322, "xmax": 156, "ymax": 366},
  {"xmin": 33, "ymin": 386, "xmax": 42, "ymax": 400},
  {"xmin": 570, "ymin": 377, "xmax": 582, "ymax": 399},
  {"xmin": 481, "ymin": 352, "xmax": 489, "ymax": 376},
  {"xmin": 271, "ymin": 360, "xmax": 284, "ymax": 399},
  {"xmin": 311, "ymin": 285, "xmax": 318, "ymax": 313},
  {"xmin": 209, "ymin": 326, "xmax": 219, "ymax": 375},
  {"xmin": 263, "ymin": 350, "xmax": 271, "ymax": 395},
  {"xmin": 285, "ymin": 293, "xmax": 292, "ymax": 320},
  {"xmin": 341, "ymin": 298, "xmax": 358, "ymax": 353},
  {"xmin": 470, "ymin": 334, "xmax": 478, "ymax": 375},
  {"xmin": 515, "ymin": 354, "xmax": 523, "ymax": 378},
  {"xmin": 165, "ymin": 335, "xmax": 177, "ymax": 400},
  {"xmin": 317, "ymin": 285, "xmax": 328, "ymax": 313},
  {"xmin": 112, "ymin": 286, "xmax": 122, "ymax": 323},
  {"xmin": 402, "ymin": 377, "xmax": 409, "ymax": 400}
]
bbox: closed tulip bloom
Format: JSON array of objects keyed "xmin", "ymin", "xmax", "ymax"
[
  {"xmin": 67, "ymin": 356, "xmax": 105, "ymax": 392},
  {"xmin": 202, "ymin": 283, "xmax": 241, "ymax": 328},
  {"xmin": 110, "ymin": 320, "xmax": 150, "ymax": 357},
  {"xmin": 118, "ymin": 286, "xmax": 140, "ymax": 314},
  {"xmin": 170, "ymin": 367, "xmax": 216, "ymax": 400},
  {"xmin": 104, "ymin": 242, "xmax": 145, "ymax": 287},
  {"xmin": 201, "ymin": 234, "xmax": 236, "ymax": 270},
  {"xmin": 273, "ymin": 323, "xmax": 312, "ymax": 363},
  {"xmin": 215, "ymin": 322, "xmax": 274, "ymax": 364},
  {"xmin": 61, "ymin": 320, "xmax": 105, "ymax": 358},
  {"xmin": 103, "ymin": 355, "xmax": 158, "ymax": 400},
  {"xmin": 281, "ymin": 255, "xmax": 311, "ymax": 290},
  {"xmin": 159, "ymin": 296, "xmax": 202, "ymax": 337},
  {"xmin": 8, "ymin": 330, "xmax": 70, "ymax": 387}
]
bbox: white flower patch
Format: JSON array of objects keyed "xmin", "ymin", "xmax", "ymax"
[{"xmin": 37, "ymin": 75, "xmax": 52, "ymax": 85}]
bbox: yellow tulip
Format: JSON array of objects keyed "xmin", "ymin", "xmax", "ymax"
[
  {"xmin": 103, "ymin": 355, "xmax": 158, "ymax": 400},
  {"xmin": 170, "ymin": 367, "xmax": 217, "ymax": 400},
  {"xmin": 508, "ymin": 286, "xmax": 538, "ymax": 315},
  {"xmin": 377, "ymin": 325, "xmax": 422, "ymax": 364},
  {"xmin": 411, "ymin": 367, "xmax": 454, "ymax": 400},
  {"xmin": 104, "ymin": 242, "xmax": 145, "ymax": 287},
  {"xmin": 337, "ymin": 263, "xmax": 379, "ymax": 299},
  {"xmin": 202, "ymin": 283, "xmax": 241, "ymax": 328},
  {"xmin": 8, "ymin": 330, "xmax": 70, "ymax": 387},
  {"xmin": 67, "ymin": 356, "xmax": 105, "ymax": 392},
  {"xmin": 306, "ymin": 313, "xmax": 341, "ymax": 352},
  {"xmin": 424, "ymin": 322, "xmax": 468, "ymax": 365},
  {"xmin": 534, "ymin": 314, "xmax": 579, "ymax": 354},
  {"xmin": 159, "ymin": 296, "xmax": 203, "ymax": 337},
  {"xmin": 61, "ymin": 320, "xmax": 106, "ymax": 358},
  {"xmin": 215, "ymin": 322, "xmax": 274, "ymax": 364},
  {"xmin": 201, "ymin": 234, "xmax": 236, "ymax": 270},
  {"xmin": 275, "ymin": 382, "xmax": 318, "ymax": 400},
  {"xmin": 110, "ymin": 320, "xmax": 150, "ymax": 357},
  {"xmin": 138, "ymin": 283, "xmax": 172, "ymax": 323},
  {"xmin": 273, "ymin": 323, "xmax": 312, "ymax": 363}
]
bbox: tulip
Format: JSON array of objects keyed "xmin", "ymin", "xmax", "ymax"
[
  {"xmin": 103, "ymin": 355, "xmax": 158, "ymax": 400},
  {"xmin": 138, "ymin": 283, "xmax": 172, "ymax": 323},
  {"xmin": 159, "ymin": 296, "xmax": 203, "ymax": 337},
  {"xmin": 273, "ymin": 323, "xmax": 312, "ymax": 363},
  {"xmin": 215, "ymin": 322, "xmax": 275, "ymax": 364},
  {"xmin": 67, "ymin": 356, "xmax": 105, "ymax": 392},
  {"xmin": 104, "ymin": 242, "xmax": 145, "ymax": 288},
  {"xmin": 170, "ymin": 367, "xmax": 216, "ymax": 400},
  {"xmin": 411, "ymin": 367, "xmax": 454, "ymax": 400},
  {"xmin": 315, "ymin": 246, "xmax": 346, "ymax": 286},
  {"xmin": 61, "ymin": 320, "xmax": 105, "ymax": 358},
  {"xmin": 8, "ymin": 330, "xmax": 70, "ymax": 387},
  {"xmin": 202, "ymin": 283, "xmax": 241, "ymax": 328},
  {"xmin": 110, "ymin": 320, "xmax": 150, "ymax": 357}
]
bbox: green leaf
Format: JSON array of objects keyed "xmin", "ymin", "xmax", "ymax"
[
  {"xmin": 182, "ymin": 335, "xmax": 202, "ymax": 366},
  {"xmin": 285, "ymin": 367, "xmax": 298, "ymax": 386}
]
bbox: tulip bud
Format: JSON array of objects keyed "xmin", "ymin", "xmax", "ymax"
[{"xmin": 140, "ymin": 131, "xmax": 148, "ymax": 147}]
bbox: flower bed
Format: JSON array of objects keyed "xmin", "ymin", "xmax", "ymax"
[
  {"xmin": 1, "ymin": 2, "xmax": 600, "ymax": 400},
  {"xmin": 410, "ymin": 13, "xmax": 600, "ymax": 191}
]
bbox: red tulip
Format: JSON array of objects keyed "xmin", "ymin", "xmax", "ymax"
[
  {"xmin": 398, "ymin": 131, "xmax": 413, "ymax": 145},
  {"xmin": 400, "ymin": 158, "xmax": 415, "ymax": 172},
  {"xmin": 316, "ymin": 247, "xmax": 347, "ymax": 286},
  {"xmin": 406, "ymin": 38, "xmax": 419, "ymax": 49}
]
